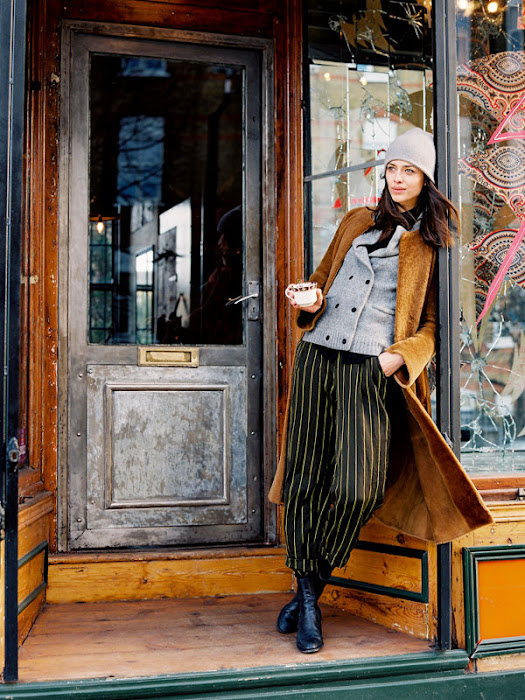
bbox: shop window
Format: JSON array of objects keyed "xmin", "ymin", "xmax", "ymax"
[
  {"xmin": 305, "ymin": 0, "xmax": 434, "ymax": 271},
  {"xmin": 456, "ymin": 1, "xmax": 525, "ymax": 473}
]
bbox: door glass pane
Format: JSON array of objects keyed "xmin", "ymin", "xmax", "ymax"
[
  {"xmin": 89, "ymin": 54, "xmax": 244, "ymax": 345},
  {"xmin": 456, "ymin": 4, "xmax": 525, "ymax": 472},
  {"xmin": 306, "ymin": 1, "xmax": 433, "ymax": 269}
]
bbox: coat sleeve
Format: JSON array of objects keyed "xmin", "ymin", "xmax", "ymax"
[
  {"xmin": 295, "ymin": 210, "xmax": 354, "ymax": 330},
  {"xmin": 387, "ymin": 272, "xmax": 437, "ymax": 389}
]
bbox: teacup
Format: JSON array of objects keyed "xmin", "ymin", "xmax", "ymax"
[{"xmin": 285, "ymin": 281, "xmax": 318, "ymax": 307}]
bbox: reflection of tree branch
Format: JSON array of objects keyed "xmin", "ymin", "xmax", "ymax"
[{"xmin": 117, "ymin": 163, "xmax": 163, "ymax": 201}]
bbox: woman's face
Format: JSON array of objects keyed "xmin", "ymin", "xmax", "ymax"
[{"xmin": 385, "ymin": 160, "xmax": 425, "ymax": 211}]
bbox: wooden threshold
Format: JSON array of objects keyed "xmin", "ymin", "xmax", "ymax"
[
  {"xmin": 18, "ymin": 593, "xmax": 433, "ymax": 683},
  {"xmin": 47, "ymin": 548, "xmax": 291, "ymax": 603}
]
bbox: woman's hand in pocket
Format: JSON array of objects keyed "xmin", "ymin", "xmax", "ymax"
[{"xmin": 378, "ymin": 351, "xmax": 405, "ymax": 377}]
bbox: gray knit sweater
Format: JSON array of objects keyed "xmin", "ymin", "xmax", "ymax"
[{"xmin": 303, "ymin": 224, "xmax": 411, "ymax": 356}]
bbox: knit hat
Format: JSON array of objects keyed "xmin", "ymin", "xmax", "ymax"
[{"xmin": 383, "ymin": 128, "xmax": 435, "ymax": 182}]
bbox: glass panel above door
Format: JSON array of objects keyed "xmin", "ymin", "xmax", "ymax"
[
  {"xmin": 306, "ymin": 0, "xmax": 433, "ymax": 270},
  {"xmin": 89, "ymin": 55, "xmax": 244, "ymax": 346},
  {"xmin": 456, "ymin": 2, "xmax": 525, "ymax": 473}
]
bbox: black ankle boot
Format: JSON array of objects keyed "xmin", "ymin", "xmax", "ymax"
[
  {"xmin": 276, "ymin": 575, "xmax": 327, "ymax": 634},
  {"xmin": 296, "ymin": 576, "xmax": 323, "ymax": 653}
]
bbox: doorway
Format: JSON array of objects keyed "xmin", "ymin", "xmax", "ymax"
[{"xmin": 59, "ymin": 26, "xmax": 273, "ymax": 550}]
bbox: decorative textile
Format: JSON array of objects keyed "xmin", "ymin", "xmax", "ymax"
[
  {"xmin": 469, "ymin": 228, "xmax": 525, "ymax": 288},
  {"xmin": 457, "ymin": 51, "xmax": 525, "ymax": 321}
]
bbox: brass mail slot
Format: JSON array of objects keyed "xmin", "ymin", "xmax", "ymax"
[{"xmin": 138, "ymin": 347, "xmax": 199, "ymax": 367}]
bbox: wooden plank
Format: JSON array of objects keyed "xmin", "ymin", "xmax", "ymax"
[
  {"xmin": 61, "ymin": 0, "xmax": 276, "ymax": 36},
  {"xmin": 451, "ymin": 532, "xmax": 473, "ymax": 649},
  {"xmin": 473, "ymin": 475, "xmax": 525, "ymax": 491},
  {"xmin": 473, "ymin": 520, "xmax": 525, "ymax": 545},
  {"xmin": 18, "ymin": 594, "xmax": 432, "ymax": 682},
  {"xmin": 334, "ymin": 549, "xmax": 422, "ymax": 594},
  {"xmin": 487, "ymin": 504, "xmax": 525, "ymax": 523},
  {"xmin": 474, "ymin": 653, "xmax": 525, "ymax": 673},
  {"xmin": 273, "ymin": 0, "xmax": 304, "ymax": 482},
  {"xmin": 47, "ymin": 555, "xmax": 293, "ymax": 603},
  {"xmin": 324, "ymin": 519, "xmax": 438, "ymax": 642},
  {"xmin": 18, "ymin": 591, "xmax": 46, "ymax": 646},
  {"xmin": 50, "ymin": 545, "xmax": 286, "ymax": 563},
  {"xmin": 17, "ymin": 492, "xmax": 53, "ymax": 645},
  {"xmin": 18, "ymin": 552, "xmax": 46, "ymax": 604},
  {"xmin": 321, "ymin": 586, "xmax": 430, "ymax": 641}
]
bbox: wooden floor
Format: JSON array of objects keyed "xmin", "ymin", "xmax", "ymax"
[{"xmin": 19, "ymin": 594, "xmax": 433, "ymax": 683}]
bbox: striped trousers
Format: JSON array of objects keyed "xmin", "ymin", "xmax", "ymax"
[{"xmin": 283, "ymin": 340, "xmax": 392, "ymax": 574}]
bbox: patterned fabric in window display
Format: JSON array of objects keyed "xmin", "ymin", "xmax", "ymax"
[
  {"xmin": 457, "ymin": 46, "xmax": 525, "ymax": 469},
  {"xmin": 458, "ymin": 51, "xmax": 525, "ymax": 322}
]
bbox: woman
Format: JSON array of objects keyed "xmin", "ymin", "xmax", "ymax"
[{"xmin": 269, "ymin": 128, "xmax": 493, "ymax": 654}]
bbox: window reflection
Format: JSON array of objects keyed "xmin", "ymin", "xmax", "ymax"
[
  {"xmin": 306, "ymin": 0, "xmax": 433, "ymax": 270},
  {"xmin": 88, "ymin": 55, "xmax": 244, "ymax": 346},
  {"xmin": 457, "ymin": 1, "xmax": 525, "ymax": 472}
]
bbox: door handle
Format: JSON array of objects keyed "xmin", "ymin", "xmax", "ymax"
[
  {"xmin": 226, "ymin": 281, "xmax": 260, "ymax": 321},
  {"xmin": 226, "ymin": 293, "xmax": 258, "ymax": 305}
]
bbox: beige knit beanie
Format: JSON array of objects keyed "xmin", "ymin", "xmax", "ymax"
[{"xmin": 383, "ymin": 128, "xmax": 435, "ymax": 182}]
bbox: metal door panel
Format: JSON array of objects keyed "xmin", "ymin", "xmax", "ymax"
[{"xmin": 78, "ymin": 365, "xmax": 248, "ymax": 540}]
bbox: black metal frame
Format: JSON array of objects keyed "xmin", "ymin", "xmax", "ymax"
[
  {"xmin": 433, "ymin": 0, "xmax": 460, "ymax": 652},
  {"xmin": 0, "ymin": 0, "xmax": 27, "ymax": 684},
  {"xmin": 330, "ymin": 541, "xmax": 429, "ymax": 604}
]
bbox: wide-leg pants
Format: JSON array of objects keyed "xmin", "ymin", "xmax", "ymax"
[{"xmin": 282, "ymin": 340, "xmax": 392, "ymax": 574}]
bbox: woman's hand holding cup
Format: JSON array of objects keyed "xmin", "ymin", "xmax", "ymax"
[{"xmin": 285, "ymin": 282, "xmax": 323, "ymax": 313}]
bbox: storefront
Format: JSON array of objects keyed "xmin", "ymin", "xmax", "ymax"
[{"xmin": 1, "ymin": 0, "xmax": 524, "ymax": 695}]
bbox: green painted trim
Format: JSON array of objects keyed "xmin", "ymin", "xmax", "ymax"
[
  {"xmin": 354, "ymin": 540, "xmax": 428, "ymax": 559},
  {"xmin": 329, "ymin": 541, "xmax": 429, "ymax": 603},
  {"xmin": 4, "ymin": 660, "xmax": 525, "ymax": 699},
  {"xmin": 17, "ymin": 540, "xmax": 48, "ymax": 615},
  {"xmin": 17, "ymin": 540, "xmax": 48, "ymax": 570},
  {"xmin": 471, "ymin": 636, "xmax": 525, "ymax": 659},
  {"xmin": 17, "ymin": 582, "xmax": 46, "ymax": 616},
  {"xmin": 463, "ymin": 544, "xmax": 525, "ymax": 658},
  {"xmin": 0, "ymin": 650, "xmax": 469, "ymax": 698},
  {"xmin": 463, "ymin": 546, "xmax": 478, "ymax": 656}
]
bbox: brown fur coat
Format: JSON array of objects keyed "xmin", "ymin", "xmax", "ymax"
[{"xmin": 269, "ymin": 208, "xmax": 493, "ymax": 543}]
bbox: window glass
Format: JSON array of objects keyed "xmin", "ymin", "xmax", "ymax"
[
  {"xmin": 306, "ymin": 1, "xmax": 433, "ymax": 270},
  {"xmin": 89, "ymin": 54, "xmax": 244, "ymax": 345},
  {"xmin": 456, "ymin": 2, "xmax": 525, "ymax": 472}
]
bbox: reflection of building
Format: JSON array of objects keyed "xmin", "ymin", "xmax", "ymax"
[{"xmin": 1, "ymin": 0, "xmax": 524, "ymax": 694}]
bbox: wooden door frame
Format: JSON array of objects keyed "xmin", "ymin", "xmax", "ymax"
[{"xmin": 57, "ymin": 20, "xmax": 277, "ymax": 551}]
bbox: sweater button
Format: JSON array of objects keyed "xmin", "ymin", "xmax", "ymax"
[
  {"xmin": 335, "ymin": 303, "xmax": 339, "ymax": 308},
  {"xmin": 352, "ymin": 307, "xmax": 357, "ymax": 312},
  {"xmin": 342, "ymin": 339, "xmax": 347, "ymax": 344},
  {"xmin": 326, "ymin": 335, "xmax": 330, "ymax": 340},
  {"xmin": 365, "ymin": 279, "xmax": 370, "ymax": 284}
]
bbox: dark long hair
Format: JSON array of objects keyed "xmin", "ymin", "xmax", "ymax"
[{"xmin": 371, "ymin": 177, "xmax": 459, "ymax": 247}]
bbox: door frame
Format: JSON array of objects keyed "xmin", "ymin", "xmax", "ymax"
[
  {"xmin": 0, "ymin": 0, "xmax": 27, "ymax": 682},
  {"xmin": 57, "ymin": 20, "xmax": 277, "ymax": 551}
]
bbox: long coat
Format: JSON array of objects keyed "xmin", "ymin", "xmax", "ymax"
[{"xmin": 269, "ymin": 208, "xmax": 493, "ymax": 543}]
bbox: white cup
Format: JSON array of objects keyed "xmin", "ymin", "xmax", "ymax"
[{"xmin": 285, "ymin": 281, "xmax": 318, "ymax": 307}]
